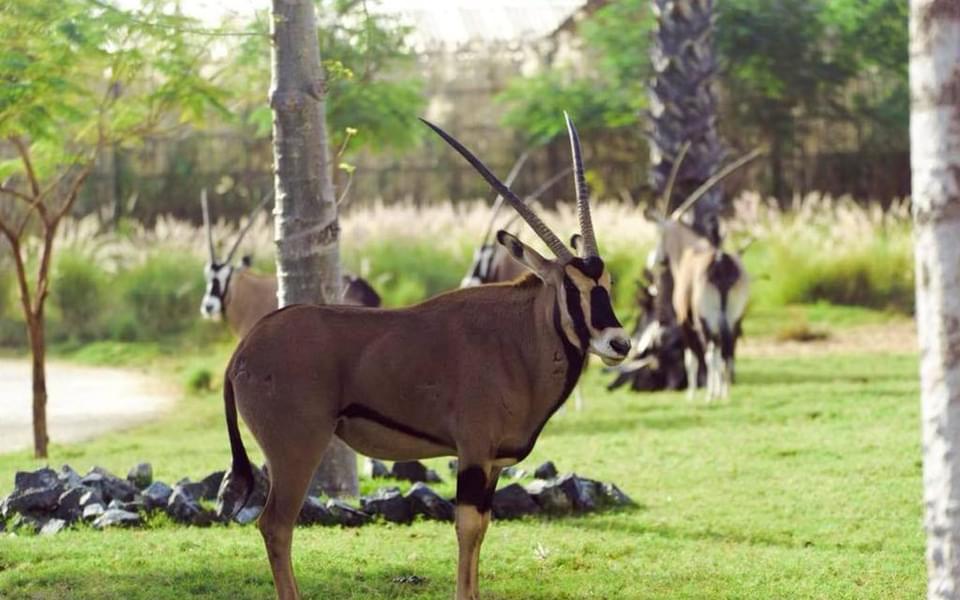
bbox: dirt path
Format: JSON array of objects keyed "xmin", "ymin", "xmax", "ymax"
[
  {"xmin": 740, "ymin": 320, "xmax": 917, "ymax": 358},
  {"xmin": 0, "ymin": 359, "xmax": 176, "ymax": 453}
]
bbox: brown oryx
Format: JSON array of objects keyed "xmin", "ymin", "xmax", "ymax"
[
  {"xmin": 219, "ymin": 114, "xmax": 629, "ymax": 600},
  {"xmin": 199, "ymin": 192, "xmax": 381, "ymax": 338}
]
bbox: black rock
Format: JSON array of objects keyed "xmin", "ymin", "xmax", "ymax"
[
  {"xmin": 127, "ymin": 463, "xmax": 153, "ymax": 489},
  {"xmin": 556, "ymin": 474, "xmax": 600, "ymax": 512},
  {"xmin": 533, "ymin": 461, "xmax": 559, "ymax": 480},
  {"xmin": 391, "ymin": 461, "xmax": 436, "ymax": 483},
  {"xmin": 82, "ymin": 503, "xmax": 105, "ymax": 522},
  {"xmin": 366, "ymin": 459, "xmax": 390, "ymax": 479},
  {"xmin": 78, "ymin": 488, "xmax": 104, "ymax": 509},
  {"xmin": 10, "ymin": 513, "xmax": 46, "ymax": 533},
  {"xmin": 361, "ymin": 488, "xmax": 413, "ymax": 524},
  {"xmin": 92, "ymin": 508, "xmax": 142, "ymax": 529},
  {"xmin": 82, "ymin": 467, "xmax": 138, "ymax": 503},
  {"xmin": 599, "ymin": 483, "xmax": 635, "ymax": 507},
  {"xmin": 142, "ymin": 481, "xmax": 173, "ymax": 511},
  {"xmin": 40, "ymin": 518, "xmax": 67, "ymax": 535},
  {"xmin": 200, "ymin": 471, "xmax": 225, "ymax": 501},
  {"xmin": 174, "ymin": 478, "xmax": 208, "ymax": 502},
  {"xmin": 216, "ymin": 465, "xmax": 268, "ymax": 523},
  {"xmin": 298, "ymin": 496, "xmax": 336, "ymax": 526},
  {"xmin": 405, "ymin": 483, "xmax": 455, "ymax": 522},
  {"xmin": 325, "ymin": 499, "xmax": 371, "ymax": 527},
  {"xmin": 425, "ymin": 469, "xmax": 443, "ymax": 483},
  {"xmin": 57, "ymin": 465, "xmax": 83, "ymax": 489},
  {"xmin": 526, "ymin": 480, "xmax": 572, "ymax": 514},
  {"xmin": 55, "ymin": 487, "xmax": 93, "ymax": 523},
  {"xmin": 492, "ymin": 484, "xmax": 540, "ymax": 520},
  {"xmin": 167, "ymin": 487, "xmax": 215, "ymax": 526},
  {"xmin": 4, "ymin": 468, "xmax": 64, "ymax": 517}
]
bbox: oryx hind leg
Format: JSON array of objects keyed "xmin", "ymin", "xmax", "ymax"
[
  {"xmin": 252, "ymin": 411, "xmax": 336, "ymax": 600},
  {"xmin": 455, "ymin": 461, "xmax": 499, "ymax": 600}
]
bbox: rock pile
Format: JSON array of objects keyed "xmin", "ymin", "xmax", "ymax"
[{"xmin": 1, "ymin": 460, "xmax": 633, "ymax": 535}]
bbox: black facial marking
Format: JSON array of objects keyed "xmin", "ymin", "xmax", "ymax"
[
  {"xmin": 563, "ymin": 276, "xmax": 591, "ymax": 349},
  {"xmin": 569, "ymin": 256, "xmax": 604, "ymax": 280},
  {"xmin": 339, "ymin": 404, "xmax": 452, "ymax": 448},
  {"xmin": 590, "ymin": 286, "xmax": 622, "ymax": 330},
  {"xmin": 457, "ymin": 466, "xmax": 493, "ymax": 512}
]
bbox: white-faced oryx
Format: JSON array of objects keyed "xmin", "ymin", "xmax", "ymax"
[
  {"xmin": 219, "ymin": 114, "xmax": 629, "ymax": 600},
  {"xmin": 199, "ymin": 191, "xmax": 381, "ymax": 338},
  {"xmin": 644, "ymin": 210, "xmax": 750, "ymax": 401}
]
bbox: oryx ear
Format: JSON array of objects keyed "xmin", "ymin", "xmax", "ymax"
[
  {"xmin": 570, "ymin": 233, "xmax": 584, "ymax": 257},
  {"xmin": 240, "ymin": 255, "xmax": 253, "ymax": 269},
  {"xmin": 496, "ymin": 230, "xmax": 551, "ymax": 279}
]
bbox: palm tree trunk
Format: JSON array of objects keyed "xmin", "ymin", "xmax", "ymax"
[
  {"xmin": 269, "ymin": 0, "xmax": 357, "ymax": 497},
  {"xmin": 911, "ymin": 2, "xmax": 960, "ymax": 597},
  {"xmin": 648, "ymin": 0, "xmax": 724, "ymax": 243}
]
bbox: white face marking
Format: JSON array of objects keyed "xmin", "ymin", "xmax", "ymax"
[
  {"xmin": 200, "ymin": 263, "xmax": 231, "ymax": 320},
  {"xmin": 591, "ymin": 326, "xmax": 631, "ymax": 366},
  {"xmin": 461, "ymin": 245, "xmax": 496, "ymax": 288}
]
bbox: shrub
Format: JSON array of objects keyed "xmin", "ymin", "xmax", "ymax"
[
  {"xmin": 51, "ymin": 253, "xmax": 109, "ymax": 341},
  {"xmin": 185, "ymin": 367, "xmax": 213, "ymax": 393},
  {"xmin": 120, "ymin": 252, "xmax": 205, "ymax": 339}
]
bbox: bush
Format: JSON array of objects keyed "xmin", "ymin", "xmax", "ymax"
[
  {"xmin": 51, "ymin": 253, "xmax": 109, "ymax": 341},
  {"xmin": 185, "ymin": 367, "xmax": 213, "ymax": 393},
  {"xmin": 120, "ymin": 252, "xmax": 205, "ymax": 339},
  {"xmin": 345, "ymin": 239, "xmax": 466, "ymax": 307}
]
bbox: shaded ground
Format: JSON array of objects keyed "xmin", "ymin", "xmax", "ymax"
[{"xmin": 0, "ymin": 359, "xmax": 175, "ymax": 453}]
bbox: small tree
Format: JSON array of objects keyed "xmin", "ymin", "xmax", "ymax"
[
  {"xmin": 0, "ymin": 0, "xmax": 225, "ymax": 457},
  {"xmin": 911, "ymin": 1, "xmax": 960, "ymax": 597},
  {"xmin": 270, "ymin": 0, "xmax": 358, "ymax": 497}
]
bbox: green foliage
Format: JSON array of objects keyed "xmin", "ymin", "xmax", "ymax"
[
  {"xmin": 343, "ymin": 239, "xmax": 466, "ymax": 308},
  {"xmin": 121, "ymin": 253, "xmax": 205, "ymax": 339},
  {"xmin": 230, "ymin": 1, "xmax": 424, "ymax": 153},
  {"xmin": 498, "ymin": 0, "xmax": 651, "ymax": 141},
  {"xmin": 51, "ymin": 253, "xmax": 108, "ymax": 341},
  {"xmin": 185, "ymin": 367, "xmax": 213, "ymax": 393}
]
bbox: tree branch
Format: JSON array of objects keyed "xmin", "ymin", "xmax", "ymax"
[{"xmin": 10, "ymin": 136, "xmax": 41, "ymax": 198}]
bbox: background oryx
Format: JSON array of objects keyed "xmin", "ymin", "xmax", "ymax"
[
  {"xmin": 645, "ymin": 211, "xmax": 749, "ymax": 400},
  {"xmin": 199, "ymin": 192, "xmax": 381, "ymax": 338},
  {"xmin": 219, "ymin": 114, "xmax": 629, "ymax": 600}
]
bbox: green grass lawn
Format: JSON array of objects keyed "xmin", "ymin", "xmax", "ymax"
[{"xmin": 0, "ymin": 343, "xmax": 923, "ymax": 599}]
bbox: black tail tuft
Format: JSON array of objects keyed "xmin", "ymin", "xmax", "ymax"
[{"xmin": 217, "ymin": 374, "xmax": 255, "ymax": 520}]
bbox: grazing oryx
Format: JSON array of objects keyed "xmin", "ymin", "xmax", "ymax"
[
  {"xmin": 220, "ymin": 114, "xmax": 629, "ymax": 600},
  {"xmin": 645, "ymin": 209, "xmax": 749, "ymax": 400},
  {"xmin": 199, "ymin": 192, "xmax": 381, "ymax": 338}
]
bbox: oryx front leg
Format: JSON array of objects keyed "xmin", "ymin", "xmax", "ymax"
[
  {"xmin": 684, "ymin": 348, "xmax": 698, "ymax": 401},
  {"xmin": 455, "ymin": 462, "xmax": 498, "ymax": 600}
]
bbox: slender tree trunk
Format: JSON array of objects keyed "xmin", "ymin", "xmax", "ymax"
[
  {"xmin": 911, "ymin": 1, "xmax": 960, "ymax": 597},
  {"xmin": 269, "ymin": 0, "xmax": 357, "ymax": 497},
  {"xmin": 648, "ymin": 0, "xmax": 724, "ymax": 244},
  {"xmin": 26, "ymin": 313, "xmax": 48, "ymax": 458}
]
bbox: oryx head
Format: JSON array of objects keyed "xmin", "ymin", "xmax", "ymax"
[
  {"xmin": 199, "ymin": 190, "xmax": 270, "ymax": 320},
  {"xmin": 425, "ymin": 113, "xmax": 631, "ymax": 366}
]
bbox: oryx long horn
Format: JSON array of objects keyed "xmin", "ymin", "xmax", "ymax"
[
  {"xmin": 200, "ymin": 188, "xmax": 216, "ymax": 264},
  {"xmin": 479, "ymin": 149, "xmax": 531, "ymax": 248},
  {"xmin": 224, "ymin": 191, "xmax": 275, "ymax": 265},
  {"xmin": 422, "ymin": 118, "xmax": 572, "ymax": 261},
  {"xmin": 564, "ymin": 112, "xmax": 598, "ymax": 257}
]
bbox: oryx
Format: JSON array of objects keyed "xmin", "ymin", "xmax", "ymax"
[
  {"xmin": 199, "ymin": 192, "xmax": 381, "ymax": 338},
  {"xmin": 644, "ymin": 211, "xmax": 749, "ymax": 401},
  {"xmin": 219, "ymin": 114, "xmax": 630, "ymax": 600}
]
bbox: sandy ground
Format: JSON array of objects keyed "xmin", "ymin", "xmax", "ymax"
[
  {"xmin": 0, "ymin": 359, "xmax": 176, "ymax": 453},
  {"xmin": 740, "ymin": 320, "xmax": 918, "ymax": 358}
]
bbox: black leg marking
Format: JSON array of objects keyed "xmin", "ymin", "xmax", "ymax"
[{"xmin": 457, "ymin": 466, "xmax": 491, "ymax": 512}]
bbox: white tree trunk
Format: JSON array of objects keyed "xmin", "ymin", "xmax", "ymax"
[
  {"xmin": 911, "ymin": 2, "xmax": 960, "ymax": 597},
  {"xmin": 269, "ymin": 0, "xmax": 358, "ymax": 497}
]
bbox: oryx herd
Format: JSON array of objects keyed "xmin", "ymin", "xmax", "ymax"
[{"xmin": 205, "ymin": 115, "xmax": 750, "ymax": 600}]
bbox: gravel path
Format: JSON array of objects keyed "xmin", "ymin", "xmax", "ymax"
[{"xmin": 0, "ymin": 359, "xmax": 175, "ymax": 453}]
